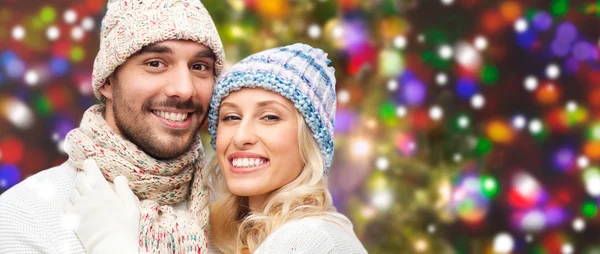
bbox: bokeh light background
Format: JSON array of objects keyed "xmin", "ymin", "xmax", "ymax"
[{"xmin": 3, "ymin": 0, "xmax": 600, "ymax": 253}]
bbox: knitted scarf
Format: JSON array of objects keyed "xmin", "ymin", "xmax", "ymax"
[{"xmin": 65, "ymin": 105, "xmax": 210, "ymax": 253}]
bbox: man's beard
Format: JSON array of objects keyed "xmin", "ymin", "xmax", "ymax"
[{"xmin": 111, "ymin": 81, "xmax": 204, "ymax": 160}]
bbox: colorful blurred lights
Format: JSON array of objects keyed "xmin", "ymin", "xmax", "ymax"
[
  {"xmin": 582, "ymin": 201, "xmax": 597, "ymax": 218},
  {"xmin": 24, "ymin": 70, "xmax": 40, "ymax": 86},
  {"xmin": 429, "ymin": 105, "xmax": 443, "ymax": 121},
  {"xmin": 371, "ymin": 190, "xmax": 393, "ymax": 210},
  {"xmin": 471, "ymin": 94, "xmax": 485, "ymax": 109},
  {"xmin": 456, "ymin": 78, "xmax": 479, "ymax": 99},
  {"xmin": 481, "ymin": 176, "xmax": 499, "ymax": 198},
  {"xmin": 81, "ymin": 17, "xmax": 95, "ymax": 31},
  {"xmin": 572, "ymin": 217, "xmax": 585, "ymax": 232},
  {"xmin": 513, "ymin": 115, "xmax": 527, "ymax": 130},
  {"xmin": 438, "ymin": 45, "xmax": 453, "ymax": 60},
  {"xmin": 458, "ymin": 116, "xmax": 470, "ymax": 129},
  {"xmin": 553, "ymin": 147, "xmax": 575, "ymax": 171},
  {"xmin": 455, "ymin": 42, "xmax": 481, "ymax": 70},
  {"xmin": 63, "ymin": 9, "xmax": 77, "ymax": 24},
  {"xmin": 565, "ymin": 101, "xmax": 577, "ymax": 112},
  {"xmin": 414, "ymin": 239, "xmax": 428, "ymax": 252},
  {"xmin": 529, "ymin": 119, "xmax": 543, "ymax": 134},
  {"xmin": 514, "ymin": 18, "xmax": 528, "ymax": 33},
  {"xmin": 338, "ymin": 89, "xmax": 350, "ymax": 104},
  {"xmin": 583, "ymin": 167, "xmax": 600, "ymax": 197},
  {"xmin": 0, "ymin": 164, "xmax": 21, "ymax": 190},
  {"xmin": 307, "ymin": 24, "xmax": 321, "ymax": 39},
  {"xmin": 493, "ymin": 233, "xmax": 515, "ymax": 254},
  {"xmin": 577, "ymin": 156, "xmax": 589, "ymax": 169},
  {"xmin": 352, "ymin": 139, "xmax": 371, "ymax": 156},
  {"xmin": 441, "ymin": 0, "xmax": 454, "ymax": 6},
  {"xmin": 521, "ymin": 210, "xmax": 546, "ymax": 232},
  {"xmin": 12, "ymin": 26, "xmax": 25, "ymax": 41},
  {"xmin": 474, "ymin": 36, "xmax": 488, "ymax": 51},
  {"xmin": 402, "ymin": 79, "xmax": 426, "ymax": 105},
  {"xmin": 4, "ymin": 98, "xmax": 35, "ymax": 129},
  {"xmin": 573, "ymin": 41, "xmax": 596, "ymax": 61},
  {"xmin": 393, "ymin": 35, "xmax": 407, "ymax": 49},
  {"xmin": 376, "ymin": 157, "xmax": 389, "ymax": 171},
  {"xmin": 436, "ymin": 73, "xmax": 448, "ymax": 86},
  {"xmin": 396, "ymin": 132, "xmax": 416, "ymax": 156},
  {"xmin": 46, "ymin": 26, "xmax": 60, "ymax": 41},
  {"xmin": 524, "ymin": 76, "xmax": 538, "ymax": 91},
  {"xmin": 396, "ymin": 106, "xmax": 407, "ymax": 117},
  {"xmin": 533, "ymin": 11, "xmax": 553, "ymax": 31},
  {"xmin": 562, "ymin": 243, "xmax": 574, "ymax": 254},
  {"xmin": 546, "ymin": 64, "xmax": 561, "ymax": 79},
  {"xmin": 387, "ymin": 79, "xmax": 398, "ymax": 91},
  {"xmin": 71, "ymin": 27, "xmax": 84, "ymax": 41}
]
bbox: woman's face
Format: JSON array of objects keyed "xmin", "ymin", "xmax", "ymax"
[{"xmin": 216, "ymin": 88, "xmax": 303, "ymax": 201}]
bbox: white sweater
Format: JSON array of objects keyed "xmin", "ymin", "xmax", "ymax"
[
  {"xmin": 0, "ymin": 162, "xmax": 86, "ymax": 253},
  {"xmin": 254, "ymin": 214, "xmax": 367, "ymax": 254},
  {"xmin": 0, "ymin": 161, "xmax": 204, "ymax": 254},
  {"xmin": 0, "ymin": 162, "xmax": 366, "ymax": 254}
]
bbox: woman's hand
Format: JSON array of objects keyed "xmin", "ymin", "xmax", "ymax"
[{"xmin": 65, "ymin": 159, "xmax": 140, "ymax": 254}]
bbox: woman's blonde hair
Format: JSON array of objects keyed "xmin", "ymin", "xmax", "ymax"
[{"xmin": 206, "ymin": 111, "xmax": 337, "ymax": 254}]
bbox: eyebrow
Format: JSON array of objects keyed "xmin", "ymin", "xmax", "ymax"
[
  {"xmin": 195, "ymin": 49, "xmax": 216, "ymax": 61},
  {"xmin": 219, "ymin": 100, "xmax": 293, "ymax": 112},
  {"xmin": 130, "ymin": 43, "xmax": 216, "ymax": 61},
  {"xmin": 131, "ymin": 44, "xmax": 172, "ymax": 57},
  {"xmin": 220, "ymin": 102, "xmax": 239, "ymax": 109},
  {"xmin": 256, "ymin": 100, "xmax": 291, "ymax": 111}
]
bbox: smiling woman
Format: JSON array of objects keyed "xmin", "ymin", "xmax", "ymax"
[{"xmin": 206, "ymin": 43, "xmax": 367, "ymax": 254}]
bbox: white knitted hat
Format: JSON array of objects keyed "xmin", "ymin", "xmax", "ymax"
[{"xmin": 91, "ymin": 0, "xmax": 225, "ymax": 101}]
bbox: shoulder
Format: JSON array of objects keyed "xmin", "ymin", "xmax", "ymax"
[
  {"xmin": 257, "ymin": 216, "xmax": 366, "ymax": 254},
  {"xmin": 0, "ymin": 162, "xmax": 81, "ymax": 252},
  {"xmin": 0, "ymin": 161, "xmax": 75, "ymax": 207},
  {"xmin": 0, "ymin": 161, "xmax": 76, "ymax": 226},
  {"xmin": 256, "ymin": 217, "xmax": 335, "ymax": 254}
]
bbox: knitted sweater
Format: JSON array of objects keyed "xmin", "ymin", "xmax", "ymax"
[
  {"xmin": 0, "ymin": 162, "xmax": 212, "ymax": 254},
  {"xmin": 254, "ymin": 214, "xmax": 367, "ymax": 254}
]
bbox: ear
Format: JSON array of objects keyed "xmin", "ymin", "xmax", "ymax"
[{"xmin": 99, "ymin": 76, "xmax": 115, "ymax": 101}]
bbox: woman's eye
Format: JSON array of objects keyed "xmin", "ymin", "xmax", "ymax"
[
  {"xmin": 263, "ymin": 115, "xmax": 280, "ymax": 121},
  {"xmin": 222, "ymin": 115, "xmax": 241, "ymax": 121}
]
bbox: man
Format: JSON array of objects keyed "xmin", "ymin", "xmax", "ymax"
[{"xmin": 0, "ymin": 0, "xmax": 224, "ymax": 253}]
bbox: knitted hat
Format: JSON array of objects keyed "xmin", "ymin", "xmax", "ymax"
[
  {"xmin": 92, "ymin": 0, "xmax": 225, "ymax": 101},
  {"xmin": 208, "ymin": 43, "xmax": 337, "ymax": 175}
]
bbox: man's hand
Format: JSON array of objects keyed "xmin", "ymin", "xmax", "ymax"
[{"xmin": 65, "ymin": 159, "xmax": 140, "ymax": 254}]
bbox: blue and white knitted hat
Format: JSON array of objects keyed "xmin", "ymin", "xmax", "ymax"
[{"xmin": 208, "ymin": 43, "xmax": 337, "ymax": 175}]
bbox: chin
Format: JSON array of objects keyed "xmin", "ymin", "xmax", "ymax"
[{"xmin": 227, "ymin": 182, "xmax": 267, "ymax": 197}]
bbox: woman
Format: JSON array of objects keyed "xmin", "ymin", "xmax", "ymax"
[{"xmin": 68, "ymin": 43, "xmax": 367, "ymax": 253}]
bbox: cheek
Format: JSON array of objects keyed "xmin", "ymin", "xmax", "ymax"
[
  {"xmin": 215, "ymin": 126, "xmax": 234, "ymax": 153},
  {"xmin": 269, "ymin": 127, "xmax": 301, "ymax": 162}
]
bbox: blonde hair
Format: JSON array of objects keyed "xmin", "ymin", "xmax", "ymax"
[{"xmin": 206, "ymin": 112, "xmax": 337, "ymax": 254}]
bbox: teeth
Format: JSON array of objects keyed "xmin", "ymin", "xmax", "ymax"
[
  {"xmin": 154, "ymin": 111, "xmax": 189, "ymax": 122},
  {"xmin": 232, "ymin": 158, "xmax": 267, "ymax": 168}
]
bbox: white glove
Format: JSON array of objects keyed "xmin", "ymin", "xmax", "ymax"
[{"xmin": 65, "ymin": 159, "xmax": 140, "ymax": 254}]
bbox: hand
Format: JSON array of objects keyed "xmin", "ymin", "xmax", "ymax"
[{"xmin": 65, "ymin": 159, "xmax": 140, "ymax": 254}]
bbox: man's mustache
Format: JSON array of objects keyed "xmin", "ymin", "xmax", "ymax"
[{"xmin": 145, "ymin": 98, "xmax": 204, "ymax": 113}]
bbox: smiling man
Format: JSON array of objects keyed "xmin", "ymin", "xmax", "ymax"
[{"xmin": 0, "ymin": 0, "xmax": 224, "ymax": 253}]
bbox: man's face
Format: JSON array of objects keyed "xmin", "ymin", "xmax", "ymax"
[{"xmin": 100, "ymin": 40, "xmax": 215, "ymax": 159}]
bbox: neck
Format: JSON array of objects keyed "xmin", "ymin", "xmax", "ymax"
[{"xmin": 248, "ymin": 193, "xmax": 269, "ymax": 211}]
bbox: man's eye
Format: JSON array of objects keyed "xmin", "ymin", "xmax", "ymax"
[
  {"xmin": 192, "ymin": 64, "xmax": 208, "ymax": 71},
  {"xmin": 147, "ymin": 61, "xmax": 164, "ymax": 68}
]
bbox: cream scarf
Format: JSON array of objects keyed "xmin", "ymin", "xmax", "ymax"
[{"xmin": 66, "ymin": 104, "xmax": 209, "ymax": 253}]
